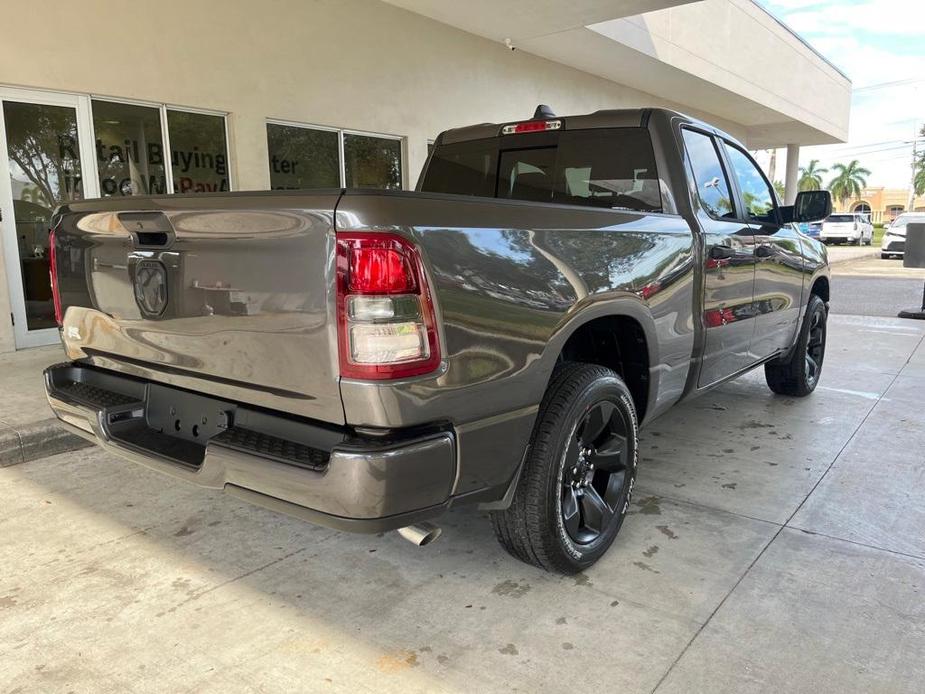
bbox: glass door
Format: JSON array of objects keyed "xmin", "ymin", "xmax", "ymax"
[{"xmin": 0, "ymin": 88, "xmax": 98, "ymax": 348}]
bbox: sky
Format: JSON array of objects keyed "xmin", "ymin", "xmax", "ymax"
[{"xmin": 754, "ymin": 0, "xmax": 925, "ymax": 190}]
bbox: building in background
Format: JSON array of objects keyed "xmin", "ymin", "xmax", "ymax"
[
  {"xmin": 834, "ymin": 187, "xmax": 925, "ymax": 224},
  {"xmin": 0, "ymin": 0, "xmax": 851, "ymax": 352}
]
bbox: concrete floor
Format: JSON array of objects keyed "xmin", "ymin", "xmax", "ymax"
[
  {"xmin": 2, "ymin": 314, "xmax": 924, "ymax": 693},
  {"xmin": 830, "ymin": 253, "xmax": 925, "ymax": 318}
]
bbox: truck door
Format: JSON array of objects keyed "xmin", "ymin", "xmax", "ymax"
[
  {"xmin": 721, "ymin": 143, "xmax": 803, "ymax": 360},
  {"xmin": 681, "ymin": 129, "xmax": 757, "ymax": 387}
]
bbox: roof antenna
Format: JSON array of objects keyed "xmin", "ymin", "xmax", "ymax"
[{"xmin": 533, "ymin": 104, "xmax": 556, "ymax": 119}]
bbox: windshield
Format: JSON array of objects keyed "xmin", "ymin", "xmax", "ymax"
[
  {"xmin": 826, "ymin": 215, "xmax": 854, "ymax": 223},
  {"xmin": 891, "ymin": 215, "xmax": 925, "ymax": 228},
  {"xmin": 422, "ymin": 127, "xmax": 662, "ymax": 212}
]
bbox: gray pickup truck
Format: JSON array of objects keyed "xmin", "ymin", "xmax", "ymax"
[{"xmin": 45, "ymin": 107, "xmax": 832, "ymax": 573}]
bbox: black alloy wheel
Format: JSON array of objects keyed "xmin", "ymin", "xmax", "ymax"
[
  {"xmin": 805, "ymin": 307, "xmax": 825, "ymax": 389},
  {"xmin": 765, "ymin": 293, "xmax": 827, "ymax": 397},
  {"xmin": 491, "ymin": 363, "xmax": 639, "ymax": 574},
  {"xmin": 560, "ymin": 400, "xmax": 631, "ymax": 545}
]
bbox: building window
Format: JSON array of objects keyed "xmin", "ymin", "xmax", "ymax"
[
  {"xmin": 266, "ymin": 121, "xmax": 403, "ymax": 190},
  {"xmin": 93, "ymin": 100, "xmax": 167, "ymax": 196},
  {"xmin": 166, "ymin": 110, "xmax": 230, "ymax": 194},
  {"xmin": 266, "ymin": 123, "xmax": 339, "ymax": 189},
  {"xmin": 92, "ymin": 99, "xmax": 231, "ymax": 197},
  {"xmin": 887, "ymin": 205, "xmax": 904, "ymax": 220},
  {"xmin": 344, "ymin": 132, "xmax": 402, "ymax": 190}
]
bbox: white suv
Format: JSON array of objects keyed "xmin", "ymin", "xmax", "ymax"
[
  {"xmin": 820, "ymin": 213, "xmax": 873, "ymax": 245},
  {"xmin": 881, "ymin": 212, "xmax": 925, "ymax": 259}
]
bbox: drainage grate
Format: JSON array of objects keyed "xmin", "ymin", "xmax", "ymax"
[{"xmin": 211, "ymin": 427, "xmax": 329, "ymax": 471}]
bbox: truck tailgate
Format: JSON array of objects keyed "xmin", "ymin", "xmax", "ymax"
[{"xmin": 52, "ymin": 191, "xmax": 345, "ymax": 425}]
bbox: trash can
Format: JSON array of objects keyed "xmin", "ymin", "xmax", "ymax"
[{"xmin": 899, "ymin": 222, "xmax": 925, "ymax": 319}]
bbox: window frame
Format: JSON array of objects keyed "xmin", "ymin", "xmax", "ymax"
[
  {"xmin": 719, "ymin": 139, "xmax": 781, "ymax": 227},
  {"xmin": 164, "ymin": 103, "xmax": 234, "ymax": 193},
  {"xmin": 266, "ymin": 118, "xmax": 405, "ymax": 190},
  {"xmin": 680, "ymin": 126, "xmax": 738, "ymax": 222},
  {"xmin": 89, "ymin": 95, "xmax": 233, "ymax": 195}
]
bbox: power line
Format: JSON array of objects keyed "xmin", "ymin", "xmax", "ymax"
[{"xmin": 854, "ymin": 77, "xmax": 925, "ymax": 92}]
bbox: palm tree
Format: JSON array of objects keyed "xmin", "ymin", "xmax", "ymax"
[
  {"xmin": 915, "ymin": 127, "xmax": 925, "ymax": 197},
  {"xmin": 828, "ymin": 160, "xmax": 871, "ymax": 207},
  {"xmin": 798, "ymin": 159, "xmax": 828, "ymax": 191}
]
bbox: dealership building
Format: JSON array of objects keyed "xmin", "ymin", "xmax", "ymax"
[{"xmin": 0, "ymin": 0, "xmax": 850, "ymax": 352}]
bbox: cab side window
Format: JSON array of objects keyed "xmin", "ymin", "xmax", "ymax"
[
  {"xmin": 682, "ymin": 129, "xmax": 735, "ymax": 219},
  {"xmin": 723, "ymin": 144, "xmax": 778, "ymax": 225}
]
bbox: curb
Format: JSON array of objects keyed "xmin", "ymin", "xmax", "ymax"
[
  {"xmin": 0, "ymin": 418, "xmax": 91, "ymax": 468},
  {"xmin": 828, "ymin": 249, "xmax": 878, "ymax": 267}
]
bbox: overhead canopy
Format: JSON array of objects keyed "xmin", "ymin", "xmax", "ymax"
[{"xmin": 383, "ymin": 0, "xmax": 851, "ymax": 147}]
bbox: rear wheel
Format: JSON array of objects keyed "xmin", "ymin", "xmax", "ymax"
[
  {"xmin": 491, "ymin": 363, "xmax": 638, "ymax": 574},
  {"xmin": 765, "ymin": 294, "xmax": 827, "ymax": 397}
]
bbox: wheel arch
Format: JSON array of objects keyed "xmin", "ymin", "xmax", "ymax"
[
  {"xmin": 810, "ymin": 275, "xmax": 830, "ymax": 304},
  {"xmin": 543, "ymin": 298, "xmax": 660, "ymax": 423}
]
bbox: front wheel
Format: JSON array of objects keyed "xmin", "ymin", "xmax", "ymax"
[
  {"xmin": 765, "ymin": 294, "xmax": 827, "ymax": 397},
  {"xmin": 491, "ymin": 363, "xmax": 638, "ymax": 574}
]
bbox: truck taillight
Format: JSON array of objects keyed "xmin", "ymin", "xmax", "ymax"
[
  {"xmin": 336, "ymin": 232, "xmax": 440, "ymax": 380},
  {"xmin": 48, "ymin": 226, "xmax": 63, "ymax": 327}
]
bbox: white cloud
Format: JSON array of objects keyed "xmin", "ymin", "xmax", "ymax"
[
  {"xmin": 754, "ymin": 0, "xmax": 925, "ymax": 188},
  {"xmin": 783, "ymin": 0, "xmax": 925, "ymax": 40}
]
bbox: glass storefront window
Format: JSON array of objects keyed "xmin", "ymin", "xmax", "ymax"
[
  {"xmin": 167, "ymin": 110, "xmax": 230, "ymax": 194},
  {"xmin": 344, "ymin": 133, "xmax": 402, "ymax": 190},
  {"xmin": 266, "ymin": 123, "xmax": 404, "ymax": 190},
  {"xmin": 2, "ymin": 100, "xmax": 84, "ymax": 330},
  {"xmin": 92, "ymin": 100, "xmax": 167, "ymax": 196},
  {"xmin": 266, "ymin": 124, "xmax": 339, "ymax": 190}
]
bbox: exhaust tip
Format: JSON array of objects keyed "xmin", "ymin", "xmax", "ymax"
[{"xmin": 396, "ymin": 522, "xmax": 442, "ymax": 547}]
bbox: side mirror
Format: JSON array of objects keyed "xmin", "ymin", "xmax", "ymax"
[{"xmin": 780, "ymin": 190, "xmax": 832, "ymax": 224}]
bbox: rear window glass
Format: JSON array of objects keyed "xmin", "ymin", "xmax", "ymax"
[
  {"xmin": 422, "ymin": 128, "xmax": 662, "ymax": 212},
  {"xmin": 826, "ymin": 215, "xmax": 854, "ymax": 222}
]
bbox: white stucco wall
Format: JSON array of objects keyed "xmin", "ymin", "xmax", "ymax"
[{"xmin": 0, "ymin": 0, "xmax": 757, "ymax": 351}]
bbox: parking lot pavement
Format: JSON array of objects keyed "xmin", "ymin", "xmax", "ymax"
[
  {"xmin": 824, "ymin": 244, "xmax": 878, "ymax": 266},
  {"xmin": 2, "ymin": 314, "xmax": 924, "ymax": 693},
  {"xmin": 829, "ymin": 251, "xmax": 925, "ymax": 318}
]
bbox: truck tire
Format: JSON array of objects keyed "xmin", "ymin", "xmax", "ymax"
[
  {"xmin": 764, "ymin": 294, "xmax": 827, "ymax": 397},
  {"xmin": 491, "ymin": 363, "xmax": 638, "ymax": 574}
]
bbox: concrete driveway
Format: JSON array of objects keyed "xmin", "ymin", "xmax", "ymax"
[{"xmin": 2, "ymin": 313, "xmax": 924, "ymax": 693}]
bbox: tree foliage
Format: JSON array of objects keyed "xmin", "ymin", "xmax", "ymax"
[
  {"xmin": 915, "ymin": 126, "xmax": 925, "ymax": 197},
  {"xmin": 828, "ymin": 160, "xmax": 871, "ymax": 206},
  {"xmin": 798, "ymin": 159, "xmax": 828, "ymax": 191}
]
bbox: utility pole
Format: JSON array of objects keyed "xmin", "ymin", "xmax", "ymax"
[{"xmin": 907, "ymin": 121, "xmax": 923, "ymax": 213}]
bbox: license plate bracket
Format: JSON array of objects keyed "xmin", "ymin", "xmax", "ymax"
[{"xmin": 145, "ymin": 384, "xmax": 236, "ymax": 445}]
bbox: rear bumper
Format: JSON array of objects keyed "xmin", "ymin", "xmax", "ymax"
[{"xmin": 44, "ymin": 362, "xmax": 456, "ymax": 533}]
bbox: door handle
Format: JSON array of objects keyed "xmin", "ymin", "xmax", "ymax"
[
  {"xmin": 709, "ymin": 245, "xmax": 735, "ymax": 260},
  {"xmin": 755, "ymin": 244, "xmax": 774, "ymax": 258}
]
